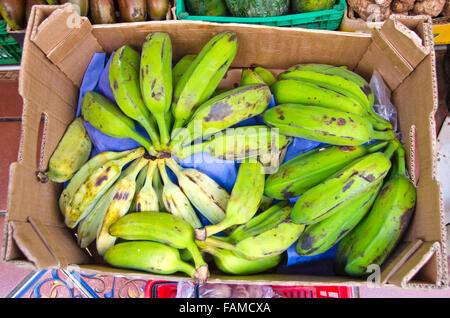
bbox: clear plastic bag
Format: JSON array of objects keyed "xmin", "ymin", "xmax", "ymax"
[{"xmin": 176, "ymin": 282, "xmax": 276, "ymax": 298}]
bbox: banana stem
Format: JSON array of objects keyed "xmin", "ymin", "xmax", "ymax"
[
  {"xmin": 141, "ymin": 160, "xmax": 157, "ymax": 191},
  {"xmin": 157, "ymin": 160, "xmax": 171, "ymax": 185},
  {"xmin": 177, "ymin": 258, "xmax": 198, "ymax": 280},
  {"xmin": 156, "ymin": 116, "xmax": 171, "ymax": 149},
  {"xmin": 172, "ymin": 118, "xmax": 185, "ymax": 133},
  {"xmin": 202, "ymin": 218, "xmax": 236, "ymax": 239},
  {"xmin": 165, "ymin": 157, "xmax": 182, "ymax": 178},
  {"xmin": 367, "ymin": 111, "xmax": 393, "ymax": 131},
  {"xmin": 141, "ymin": 120, "xmax": 161, "ymax": 151},
  {"xmin": 177, "ymin": 141, "xmax": 208, "ymax": 159},
  {"xmin": 396, "ymin": 146, "xmax": 407, "ymax": 177},
  {"xmin": 366, "ymin": 140, "xmax": 389, "ymax": 153},
  {"xmin": 186, "ymin": 241, "xmax": 208, "ymax": 268},
  {"xmin": 383, "ymin": 139, "xmax": 400, "ymax": 160},
  {"xmin": 201, "ymin": 236, "xmax": 238, "ymax": 253},
  {"xmin": 371, "ymin": 129, "xmax": 396, "ymax": 143},
  {"xmin": 129, "ymin": 131, "xmax": 157, "ymax": 156}
]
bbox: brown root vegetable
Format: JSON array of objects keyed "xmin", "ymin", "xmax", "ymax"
[
  {"xmin": 347, "ymin": 0, "xmax": 392, "ymax": 20},
  {"xmin": 440, "ymin": 0, "xmax": 450, "ymax": 15},
  {"xmin": 413, "ymin": 0, "xmax": 446, "ymax": 16},
  {"xmin": 118, "ymin": 0, "xmax": 147, "ymax": 22},
  {"xmin": 147, "ymin": 0, "xmax": 169, "ymax": 20},
  {"xmin": 391, "ymin": 0, "xmax": 415, "ymax": 12},
  {"xmin": 0, "ymin": 0, "xmax": 25, "ymax": 30},
  {"xmin": 90, "ymin": 0, "xmax": 116, "ymax": 24}
]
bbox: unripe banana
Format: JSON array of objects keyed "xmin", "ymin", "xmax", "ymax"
[
  {"xmin": 172, "ymin": 54, "xmax": 197, "ymax": 87},
  {"xmin": 240, "ymin": 69, "xmax": 265, "ymax": 86},
  {"xmin": 171, "ymin": 31, "xmax": 238, "ymax": 131},
  {"xmin": 140, "ymin": 32, "xmax": 173, "ymax": 147},
  {"xmin": 158, "ymin": 161, "xmax": 203, "ymax": 229},
  {"xmin": 152, "ymin": 165, "xmax": 166, "ymax": 212},
  {"xmin": 254, "ymin": 67, "xmax": 276, "ymax": 86},
  {"xmin": 177, "ymin": 125, "xmax": 292, "ymax": 161},
  {"xmin": 291, "ymin": 141, "xmax": 398, "ymax": 225},
  {"xmin": 278, "ymin": 64, "xmax": 391, "ymax": 131},
  {"xmin": 133, "ymin": 160, "xmax": 160, "ymax": 212},
  {"xmin": 334, "ymin": 145, "xmax": 416, "ymax": 277},
  {"xmin": 59, "ymin": 149, "xmax": 134, "ymax": 215},
  {"xmin": 45, "ymin": 117, "xmax": 92, "ymax": 183},
  {"xmin": 170, "ymin": 84, "xmax": 272, "ymax": 153},
  {"xmin": 81, "ymin": 91, "xmax": 156, "ymax": 154},
  {"xmin": 96, "ymin": 157, "xmax": 149, "ymax": 256},
  {"xmin": 201, "ymin": 246, "xmax": 281, "ymax": 275},
  {"xmin": 295, "ymin": 181, "xmax": 382, "ymax": 256},
  {"xmin": 109, "ymin": 211, "xmax": 209, "ymax": 283},
  {"xmin": 165, "ymin": 158, "xmax": 229, "ymax": 225},
  {"xmin": 196, "ymin": 161, "xmax": 265, "ymax": 240},
  {"xmin": 264, "ymin": 141, "xmax": 388, "ymax": 200},
  {"xmin": 64, "ymin": 147, "xmax": 145, "ymax": 228},
  {"xmin": 263, "ymin": 104, "xmax": 396, "ymax": 146},
  {"xmin": 104, "ymin": 241, "xmax": 199, "ymax": 281},
  {"xmin": 199, "ymin": 218, "xmax": 305, "ymax": 260},
  {"xmin": 129, "ymin": 161, "xmax": 148, "ymax": 211}
]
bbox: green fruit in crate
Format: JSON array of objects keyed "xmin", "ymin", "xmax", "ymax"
[
  {"xmin": 45, "ymin": 117, "xmax": 92, "ymax": 183},
  {"xmin": 104, "ymin": 241, "xmax": 201, "ymax": 281},
  {"xmin": 90, "ymin": 0, "xmax": 116, "ymax": 24},
  {"xmin": 46, "ymin": 1, "xmax": 60, "ymax": 4},
  {"xmin": 264, "ymin": 141, "xmax": 388, "ymax": 200},
  {"xmin": 61, "ymin": 0, "xmax": 89, "ymax": 16},
  {"xmin": 225, "ymin": 0, "xmax": 289, "ymax": 17},
  {"xmin": 147, "ymin": 0, "xmax": 169, "ymax": 20},
  {"xmin": 291, "ymin": 0, "xmax": 336, "ymax": 12},
  {"xmin": 185, "ymin": 0, "xmax": 228, "ymax": 16},
  {"xmin": 0, "ymin": 0, "xmax": 25, "ymax": 30},
  {"xmin": 117, "ymin": 0, "xmax": 147, "ymax": 22}
]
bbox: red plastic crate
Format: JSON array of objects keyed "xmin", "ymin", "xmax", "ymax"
[{"xmin": 144, "ymin": 280, "xmax": 354, "ymax": 298}]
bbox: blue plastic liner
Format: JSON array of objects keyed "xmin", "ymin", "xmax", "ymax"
[{"xmin": 77, "ymin": 52, "xmax": 337, "ymax": 275}]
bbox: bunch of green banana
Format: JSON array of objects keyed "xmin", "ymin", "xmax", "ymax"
[
  {"xmin": 104, "ymin": 241, "xmax": 200, "ymax": 281},
  {"xmin": 140, "ymin": 32, "xmax": 173, "ymax": 147},
  {"xmin": 45, "ymin": 117, "xmax": 92, "ymax": 183},
  {"xmin": 132, "ymin": 160, "xmax": 160, "ymax": 212},
  {"xmin": 199, "ymin": 245, "xmax": 281, "ymax": 275},
  {"xmin": 263, "ymin": 104, "xmax": 396, "ymax": 146},
  {"xmin": 195, "ymin": 161, "xmax": 265, "ymax": 240},
  {"xmin": 172, "ymin": 54, "xmax": 196, "ymax": 87},
  {"xmin": 171, "ymin": 31, "xmax": 238, "ymax": 131},
  {"xmin": 109, "ymin": 45, "xmax": 161, "ymax": 149},
  {"xmin": 240, "ymin": 67, "xmax": 276, "ymax": 87},
  {"xmin": 295, "ymin": 182, "xmax": 382, "ymax": 256},
  {"xmin": 170, "ymin": 84, "xmax": 272, "ymax": 152},
  {"xmin": 334, "ymin": 144, "xmax": 416, "ymax": 277},
  {"xmin": 109, "ymin": 211, "xmax": 209, "ymax": 283},
  {"xmin": 165, "ymin": 158, "xmax": 229, "ymax": 225},
  {"xmin": 291, "ymin": 141, "xmax": 398, "ymax": 225},
  {"xmin": 275, "ymin": 63, "xmax": 392, "ymax": 131},
  {"xmin": 81, "ymin": 91, "xmax": 156, "ymax": 154},
  {"xmin": 176, "ymin": 125, "xmax": 292, "ymax": 161},
  {"xmin": 264, "ymin": 141, "xmax": 388, "ymax": 200},
  {"xmin": 64, "ymin": 147, "xmax": 145, "ymax": 229},
  {"xmin": 96, "ymin": 156, "xmax": 149, "ymax": 256},
  {"xmin": 157, "ymin": 160, "xmax": 203, "ymax": 229}
]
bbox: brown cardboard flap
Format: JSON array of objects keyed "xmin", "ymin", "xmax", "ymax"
[
  {"xmin": 388, "ymin": 242, "xmax": 443, "ymax": 288},
  {"xmin": 30, "ymin": 4, "xmax": 103, "ymax": 87}
]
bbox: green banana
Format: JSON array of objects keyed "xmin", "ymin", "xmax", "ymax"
[
  {"xmin": 263, "ymin": 104, "xmax": 396, "ymax": 146},
  {"xmin": 96, "ymin": 157, "xmax": 149, "ymax": 256},
  {"xmin": 170, "ymin": 84, "xmax": 272, "ymax": 152},
  {"xmin": 171, "ymin": 31, "xmax": 238, "ymax": 131},
  {"xmin": 196, "ymin": 161, "xmax": 265, "ymax": 240},
  {"xmin": 152, "ymin": 165, "xmax": 166, "ymax": 212},
  {"xmin": 158, "ymin": 160, "xmax": 203, "ymax": 229},
  {"xmin": 104, "ymin": 241, "xmax": 200, "ymax": 281},
  {"xmin": 200, "ymin": 245, "xmax": 281, "ymax": 275},
  {"xmin": 133, "ymin": 160, "xmax": 160, "ymax": 212},
  {"xmin": 81, "ymin": 91, "xmax": 156, "ymax": 154},
  {"xmin": 198, "ymin": 217, "xmax": 305, "ymax": 260},
  {"xmin": 259, "ymin": 195, "xmax": 274, "ymax": 212},
  {"xmin": 172, "ymin": 54, "xmax": 197, "ymax": 87},
  {"xmin": 64, "ymin": 147, "xmax": 145, "ymax": 228},
  {"xmin": 165, "ymin": 158, "xmax": 229, "ymax": 225},
  {"xmin": 129, "ymin": 161, "xmax": 148, "ymax": 211},
  {"xmin": 254, "ymin": 67, "xmax": 276, "ymax": 86},
  {"xmin": 240, "ymin": 69, "xmax": 265, "ymax": 86},
  {"xmin": 264, "ymin": 141, "xmax": 388, "ymax": 200},
  {"xmin": 59, "ymin": 149, "xmax": 134, "ymax": 215},
  {"xmin": 109, "ymin": 211, "xmax": 209, "ymax": 282},
  {"xmin": 177, "ymin": 125, "xmax": 292, "ymax": 161},
  {"xmin": 278, "ymin": 64, "xmax": 391, "ymax": 130},
  {"xmin": 140, "ymin": 32, "xmax": 173, "ymax": 147},
  {"xmin": 291, "ymin": 141, "xmax": 398, "ymax": 225},
  {"xmin": 109, "ymin": 45, "xmax": 161, "ymax": 149},
  {"xmin": 295, "ymin": 181, "xmax": 382, "ymax": 256},
  {"xmin": 223, "ymin": 201, "xmax": 292, "ymax": 244},
  {"xmin": 45, "ymin": 117, "xmax": 92, "ymax": 183},
  {"xmin": 334, "ymin": 144, "xmax": 416, "ymax": 277}
]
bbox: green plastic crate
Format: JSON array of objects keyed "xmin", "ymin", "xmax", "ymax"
[
  {"xmin": 176, "ymin": 0, "xmax": 346, "ymax": 30},
  {"xmin": 0, "ymin": 20, "xmax": 22, "ymax": 64}
]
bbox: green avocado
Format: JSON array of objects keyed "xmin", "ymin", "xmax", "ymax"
[{"xmin": 185, "ymin": 0, "xmax": 228, "ymax": 16}]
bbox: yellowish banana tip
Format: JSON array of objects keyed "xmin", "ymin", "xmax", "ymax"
[
  {"xmin": 194, "ymin": 228, "xmax": 207, "ymax": 241},
  {"xmin": 194, "ymin": 265, "xmax": 209, "ymax": 284}
]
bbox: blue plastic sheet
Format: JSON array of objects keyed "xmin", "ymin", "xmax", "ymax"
[{"xmin": 77, "ymin": 52, "xmax": 336, "ymax": 275}]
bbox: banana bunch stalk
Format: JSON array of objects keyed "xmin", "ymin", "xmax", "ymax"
[
  {"xmin": 96, "ymin": 157, "xmax": 149, "ymax": 256},
  {"xmin": 165, "ymin": 158, "xmax": 229, "ymax": 225},
  {"xmin": 157, "ymin": 160, "xmax": 203, "ymax": 229},
  {"xmin": 109, "ymin": 211, "xmax": 209, "ymax": 283},
  {"xmin": 334, "ymin": 143, "xmax": 416, "ymax": 277}
]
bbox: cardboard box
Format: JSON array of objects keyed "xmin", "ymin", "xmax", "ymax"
[{"xmin": 2, "ymin": 4, "xmax": 448, "ymax": 289}]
